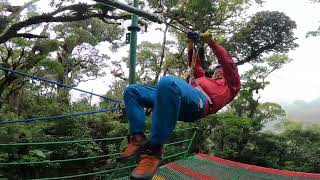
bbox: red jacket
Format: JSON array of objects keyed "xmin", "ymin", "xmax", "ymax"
[{"xmin": 188, "ymin": 41, "xmax": 241, "ymax": 114}]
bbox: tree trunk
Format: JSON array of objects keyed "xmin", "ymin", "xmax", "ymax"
[
  {"xmin": 0, "ymin": 74, "xmax": 18, "ymax": 109},
  {"xmin": 56, "ymin": 51, "xmax": 70, "ymax": 105}
]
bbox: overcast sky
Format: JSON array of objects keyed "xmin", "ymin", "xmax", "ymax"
[
  {"xmin": 8, "ymin": 0, "xmax": 320, "ymax": 105},
  {"xmin": 256, "ymin": 0, "xmax": 320, "ymax": 104}
]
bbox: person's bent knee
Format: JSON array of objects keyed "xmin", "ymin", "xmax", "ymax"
[
  {"xmin": 123, "ymin": 84, "xmax": 141, "ymax": 99},
  {"xmin": 157, "ymin": 76, "xmax": 177, "ymax": 88},
  {"xmin": 157, "ymin": 76, "xmax": 181, "ymax": 94}
]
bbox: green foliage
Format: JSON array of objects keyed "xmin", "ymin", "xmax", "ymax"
[
  {"xmin": 38, "ymin": 59, "xmax": 64, "ymax": 75},
  {"xmin": 230, "ymin": 53, "xmax": 289, "ymax": 129},
  {"xmin": 197, "ymin": 112, "xmax": 254, "ymax": 157},
  {"xmin": 33, "ymin": 39, "xmax": 61, "ymax": 55},
  {"xmin": 255, "ymin": 102, "xmax": 286, "ymax": 124},
  {"xmin": 0, "ymin": 97, "xmax": 129, "ymax": 179},
  {"xmin": 228, "ymin": 11, "xmax": 298, "ymax": 64},
  {"xmin": 135, "ymin": 42, "xmax": 163, "ymax": 83},
  {"xmin": 197, "ymin": 114, "xmax": 320, "ymax": 173},
  {"xmin": 264, "ymin": 53, "xmax": 292, "ymax": 69},
  {"xmin": 115, "ymin": 41, "xmax": 178, "ymax": 84},
  {"xmin": 148, "ymin": 0, "xmax": 262, "ymax": 32},
  {"xmin": 306, "ymin": 27, "xmax": 320, "ymax": 37},
  {"xmin": 1, "ymin": 0, "xmax": 318, "ymax": 178},
  {"xmin": 54, "ymin": 18, "xmax": 124, "ymax": 47},
  {"xmin": 257, "ymin": 121, "xmax": 320, "ymax": 172},
  {"xmin": 0, "ymin": 15, "xmax": 9, "ymax": 33},
  {"xmin": 101, "ymin": 79, "xmax": 127, "ymax": 110},
  {"xmin": 0, "ymin": 2, "xmax": 125, "ymax": 106},
  {"xmin": 163, "ymin": 52, "xmax": 187, "ymax": 76},
  {"xmin": 241, "ymin": 132, "xmax": 290, "ymax": 168}
]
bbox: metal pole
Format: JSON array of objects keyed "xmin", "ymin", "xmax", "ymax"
[
  {"xmin": 128, "ymin": 0, "xmax": 139, "ymax": 84},
  {"xmin": 94, "ymin": 0, "xmax": 162, "ymax": 23}
]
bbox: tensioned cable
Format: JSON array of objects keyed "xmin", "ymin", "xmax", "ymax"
[
  {"xmin": 0, "ymin": 107, "xmax": 120, "ymax": 124},
  {"xmin": 0, "ymin": 66, "xmax": 121, "ymax": 103}
]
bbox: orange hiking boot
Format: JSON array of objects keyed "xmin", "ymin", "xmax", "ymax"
[
  {"xmin": 130, "ymin": 144, "xmax": 163, "ymax": 180},
  {"xmin": 117, "ymin": 133, "xmax": 147, "ymax": 162}
]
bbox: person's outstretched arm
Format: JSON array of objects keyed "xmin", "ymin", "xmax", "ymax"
[
  {"xmin": 187, "ymin": 40, "xmax": 205, "ymax": 78},
  {"xmin": 202, "ymin": 33, "xmax": 241, "ymax": 93}
]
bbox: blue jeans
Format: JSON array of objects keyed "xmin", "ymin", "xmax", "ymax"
[{"xmin": 123, "ymin": 76, "xmax": 206, "ymax": 145}]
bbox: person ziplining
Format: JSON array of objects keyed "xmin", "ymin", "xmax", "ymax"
[{"xmin": 116, "ymin": 31, "xmax": 241, "ymax": 179}]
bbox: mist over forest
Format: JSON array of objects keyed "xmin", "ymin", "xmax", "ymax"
[{"xmin": 282, "ymin": 97, "xmax": 320, "ymax": 125}]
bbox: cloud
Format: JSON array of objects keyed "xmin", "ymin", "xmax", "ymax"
[{"xmin": 257, "ymin": 0, "xmax": 320, "ymax": 103}]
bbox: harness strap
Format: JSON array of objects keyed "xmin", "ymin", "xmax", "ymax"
[
  {"xmin": 188, "ymin": 46, "xmax": 213, "ymax": 107},
  {"xmin": 195, "ymin": 86, "xmax": 213, "ymax": 105}
]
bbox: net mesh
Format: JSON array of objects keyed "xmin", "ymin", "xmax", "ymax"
[{"xmin": 143, "ymin": 154, "xmax": 320, "ymax": 180}]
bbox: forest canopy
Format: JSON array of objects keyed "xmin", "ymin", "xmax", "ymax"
[{"xmin": 0, "ymin": 0, "xmax": 319, "ymax": 179}]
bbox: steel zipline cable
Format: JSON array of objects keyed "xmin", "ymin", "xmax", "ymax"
[
  {"xmin": 0, "ymin": 66, "xmax": 121, "ymax": 103},
  {"xmin": 0, "ymin": 107, "xmax": 120, "ymax": 124},
  {"xmin": 166, "ymin": 22, "xmax": 190, "ymax": 34},
  {"xmin": 95, "ymin": 0, "xmax": 193, "ymax": 35}
]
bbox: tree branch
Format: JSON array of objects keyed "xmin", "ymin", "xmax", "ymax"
[
  {"xmin": 13, "ymin": 48, "xmax": 25, "ymax": 69},
  {"xmin": 15, "ymin": 0, "xmax": 41, "ymax": 21},
  {"xmin": 0, "ymin": 3, "xmax": 131, "ymax": 44},
  {"xmin": 15, "ymin": 33, "xmax": 48, "ymax": 39},
  {"xmin": 4, "ymin": 45, "xmax": 12, "ymax": 64},
  {"xmin": 236, "ymin": 43, "xmax": 277, "ymax": 66}
]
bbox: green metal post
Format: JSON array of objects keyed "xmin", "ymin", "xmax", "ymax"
[
  {"xmin": 184, "ymin": 128, "xmax": 197, "ymax": 158},
  {"xmin": 129, "ymin": 0, "xmax": 139, "ymax": 84}
]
